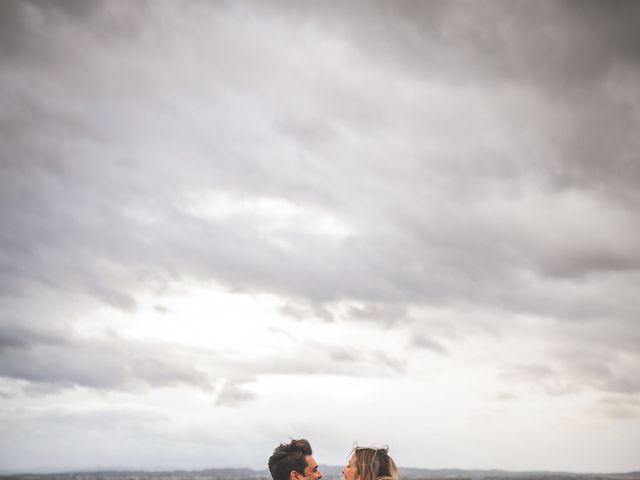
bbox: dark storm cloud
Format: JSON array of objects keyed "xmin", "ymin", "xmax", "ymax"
[
  {"xmin": 271, "ymin": 0, "xmax": 640, "ymax": 208},
  {"xmin": 3, "ymin": 0, "xmax": 639, "ymax": 306},
  {"xmin": 1, "ymin": 0, "xmax": 639, "ymax": 401}
]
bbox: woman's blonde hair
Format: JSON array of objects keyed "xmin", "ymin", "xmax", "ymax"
[{"xmin": 351, "ymin": 447, "xmax": 399, "ymax": 480}]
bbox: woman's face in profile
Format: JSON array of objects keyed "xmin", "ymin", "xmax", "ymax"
[{"xmin": 342, "ymin": 453, "xmax": 358, "ymax": 480}]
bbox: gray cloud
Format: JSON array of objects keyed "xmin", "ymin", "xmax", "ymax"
[
  {"xmin": 0, "ymin": 323, "xmax": 214, "ymax": 393},
  {"xmin": 0, "ymin": 319, "xmax": 407, "ymax": 400},
  {"xmin": 410, "ymin": 334, "xmax": 448, "ymax": 355},
  {"xmin": 226, "ymin": 343, "xmax": 406, "ymax": 380},
  {"xmin": 500, "ymin": 364, "xmax": 580, "ymax": 396},
  {"xmin": 3, "ymin": 0, "xmax": 639, "ymax": 314},
  {"xmin": 501, "ymin": 348, "xmax": 640, "ymax": 397},
  {"xmin": 1, "ymin": 0, "xmax": 639, "ymax": 414},
  {"xmin": 0, "ymin": 323, "xmax": 68, "ymax": 349},
  {"xmin": 215, "ymin": 378, "xmax": 257, "ymax": 407},
  {"xmin": 587, "ymin": 395, "xmax": 640, "ymax": 420},
  {"xmin": 551, "ymin": 343, "xmax": 640, "ymax": 395},
  {"xmin": 348, "ymin": 303, "xmax": 408, "ymax": 326}
]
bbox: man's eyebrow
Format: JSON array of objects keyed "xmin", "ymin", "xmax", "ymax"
[{"xmin": 312, "ymin": 467, "xmax": 318, "ymax": 471}]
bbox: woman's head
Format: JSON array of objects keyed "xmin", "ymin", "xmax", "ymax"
[{"xmin": 342, "ymin": 447, "xmax": 399, "ymax": 480}]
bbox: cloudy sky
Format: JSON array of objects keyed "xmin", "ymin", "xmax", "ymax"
[{"xmin": 1, "ymin": 0, "xmax": 640, "ymax": 474}]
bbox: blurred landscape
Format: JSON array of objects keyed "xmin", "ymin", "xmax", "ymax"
[{"xmin": 2, "ymin": 467, "xmax": 640, "ymax": 480}]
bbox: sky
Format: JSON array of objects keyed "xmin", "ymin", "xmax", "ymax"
[{"xmin": 1, "ymin": 0, "xmax": 640, "ymax": 474}]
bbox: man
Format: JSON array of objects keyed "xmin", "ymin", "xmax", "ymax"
[{"xmin": 268, "ymin": 439, "xmax": 323, "ymax": 480}]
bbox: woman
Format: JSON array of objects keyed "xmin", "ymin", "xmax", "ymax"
[{"xmin": 342, "ymin": 447, "xmax": 400, "ymax": 480}]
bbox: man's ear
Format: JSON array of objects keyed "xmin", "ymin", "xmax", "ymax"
[{"xmin": 290, "ymin": 471, "xmax": 298, "ymax": 480}]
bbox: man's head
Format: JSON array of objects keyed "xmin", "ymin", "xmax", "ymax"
[{"xmin": 268, "ymin": 439, "xmax": 322, "ymax": 480}]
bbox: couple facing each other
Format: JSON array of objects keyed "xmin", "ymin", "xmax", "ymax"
[{"xmin": 268, "ymin": 439, "xmax": 399, "ymax": 480}]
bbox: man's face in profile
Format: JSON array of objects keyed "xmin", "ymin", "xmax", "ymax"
[{"xmin": 294, "ymin": 455, "xmax": 322, "ymax": 480}]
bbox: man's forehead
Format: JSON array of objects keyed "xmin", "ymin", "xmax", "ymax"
[{"xmin": 305, "ymin": 455, "xmax": 318, "ymax": 468}]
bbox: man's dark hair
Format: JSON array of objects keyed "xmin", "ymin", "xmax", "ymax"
[{"xmin": 268, "ymin": 439, "xmax": 313, "ymax": 480}]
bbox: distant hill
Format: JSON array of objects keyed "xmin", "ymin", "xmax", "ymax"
[{"xmin": 1, "ymin": 467, "xmax": 639, "ymax": 480}]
